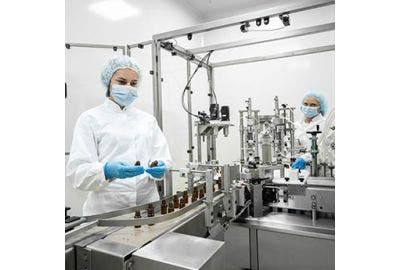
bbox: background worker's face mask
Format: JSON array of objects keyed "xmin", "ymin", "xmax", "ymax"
[
  {"xmin": 110, "ymin": 84, "xmax": 138, "ymax": 107},
  {"xmin": 300, "ymin": 105, "xmax": 319, "ymax": 118}
]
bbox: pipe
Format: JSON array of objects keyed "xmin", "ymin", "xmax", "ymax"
[{"xmin": 186, "ymin": 60, "xmax": 193, "ymax": 162}]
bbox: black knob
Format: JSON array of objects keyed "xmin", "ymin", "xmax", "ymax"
[{"xmin": 65, "ymin": 207, "xmax": 71, "ymax": 219}]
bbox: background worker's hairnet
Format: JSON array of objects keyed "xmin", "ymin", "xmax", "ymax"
[
  {"xmin": 302, "ymin": 90, "xmax": 328, "ymax": 116},
  {"xmin": 101, "ymin": 55, "xmax": 142, "ymax": 88}
]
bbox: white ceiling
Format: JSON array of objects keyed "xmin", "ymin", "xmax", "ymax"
[{"xmin": 180, "ymin": 0, "xmax": 294, "ymax": 21}]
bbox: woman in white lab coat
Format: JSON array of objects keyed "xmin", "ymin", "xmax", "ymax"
[
  {"xmin": 66, "ymin": 55, "xmax": 172, "ymax": 216},
  {"xmin": 292, "ymin": 91, "xmax": 328, "ymax": 169}
]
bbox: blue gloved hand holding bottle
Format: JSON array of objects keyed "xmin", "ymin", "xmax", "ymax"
[
  {"xmin": 104, "ymin": 161, "xmax": 145, "ymax": 180},
  {"xmin": 145, "ymin": 160, "xmax": 167, "ymax": 179}
]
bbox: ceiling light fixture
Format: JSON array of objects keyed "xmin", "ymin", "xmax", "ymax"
[{"xmin": 89, "ymin": 0, "xmax": 139, "ymax": 21}]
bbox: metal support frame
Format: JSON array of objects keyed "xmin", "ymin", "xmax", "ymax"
[
  {"xmin": 186, "ymin": 60, "xmax": 194, "ymax": 162},
  {"xmin": 205, "ymin": 169, "xmax": 215, "ymax": 228},
  {"xmin": 207, "ymin": 67, "xmax": 216, "ymax": 105},
  {"xmin": 151, "ymin": 41, "xmax": 163, "ymax": 128},
  {"xmin": 189, "ymin": 22, "xmax": 334, "ymax": 54},
  {"xmin": 239, "ymin": 111, "xmax": 245, "ymax": 164},
  {"xmin": 121, "ymin": 0, "xmax": 335, "ymax": 154},
  {"xmin": 162, "ymin": 43, "xmax": 211, "ymax": 68},
  {"xmin": 153, "ymin": 0, "xmax": 334, "ymax": 41},
  {"xmin": 212, "ymin": 45, "xmax": 335, "ymax": 68},
  {"xmin": 197, "ymin": 123, "xmax": 202, "ymax": 162},
  {"xmin": 146, "ymin": 0, "xmax": 334, "ymax": 137},
  {"xmin": 222, "ymin": 165, "xmax": 237, "ymax": 218},
  {"xmin": 126, "ymin": 40, "xmax": 152, "ymax": 56},
  {"xmin": 65, "ymin": 42, "xmax": 126, "ymax": 55}
]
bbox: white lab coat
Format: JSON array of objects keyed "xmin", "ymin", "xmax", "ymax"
[
  {"xmin": 318, "ymin": 109, "xmax": 335, "ymax": 165},
  {"xmin": 66, "ymin": 99, "xmax": 172, "ymax": 216},
  {"xmin": 294, "ymin": 113, "xmax": 326, "ymax": 162}
]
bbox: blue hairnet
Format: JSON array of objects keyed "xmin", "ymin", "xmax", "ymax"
[
  {"xmin": 302, "ymin": 90, "xmax": 328, "ymax": 116},
  {"xmin": 101, "ymin": 55, "xmax": 141, "ymax": 88}
]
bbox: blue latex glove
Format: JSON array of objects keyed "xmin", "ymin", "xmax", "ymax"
[
  {"xmin": 291, "ymin": 157, "xmax": 306, "ymax": 169},
  {"xmin": 146, "ymin": 160, "xmax": 167, "ymax": 179},
  {"xmin": 156, "ymin": 160, "xmax": 165, "ymax": 167},
  {"xmin": 104, "ymin": 161, "xmax": 145, "ymax": 180}
]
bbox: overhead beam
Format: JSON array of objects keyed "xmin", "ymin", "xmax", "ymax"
[
  {"xmin": 211, "ymin": 45, "xmax": 335, "ymax": 68},
  {"xmin": 65, "ymin": 42, "xmax": 126, "ymax": 54},
  {"xmin": 188, "ymin": 23, "xmax": 334, "ymax": 54},
  {"xmin": 160, "ymin": 42, "xmax": 211, "ymax": 68},
  {"xmin": 127, "ymin": 40, "xmax": 152, "ymax": 56}
]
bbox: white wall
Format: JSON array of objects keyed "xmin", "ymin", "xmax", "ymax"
[
  {"xmin": 65, "ymin": 0, "xmax": 202, "ymax": 216},
  {"xmin": 66, "ymin": 1, "xmax": 334, "ymax": 216}
]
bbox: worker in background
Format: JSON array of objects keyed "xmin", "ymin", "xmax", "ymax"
[
  {"xmin": 66, "ymin": 55, "xmax": 172, "ymax": 216},
  {"xmin": 291, "ymin": 90, "xmax": 328, "ymax": 169}
]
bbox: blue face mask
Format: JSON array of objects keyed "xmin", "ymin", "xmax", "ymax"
[
  {"xmin": 110, "ymin": 85, "xmax": 138, "ymax": 107},
  {"xmin": 300, "ymin": 105, "xmax": 319, "ymax": 118}
]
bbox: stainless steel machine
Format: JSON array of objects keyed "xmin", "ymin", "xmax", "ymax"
[{"xmin": 65, "ymin": 1, "xmax": 335, "ymax": 269}]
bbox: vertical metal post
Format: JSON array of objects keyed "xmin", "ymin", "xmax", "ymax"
[
  {"xmin": 290, "ymin": 108, "xmax": 295, "ymax": 157},
  {"xmin": 164, "ymin": 170, "xmax": 173, "ymax": 197},
  {"xmin": 122, "ymin": 46, "xmax": 127, "ymax": 55},
  {"xmin": 206, "ymin": 135, "xmax": 212, "ymax": 162},
  {"xmin": 310, "ymin": 134, "xmax": 319, "ymax": 177},
  {"xmin": 151, "ymin": 41, "xmax": 163, "ymax": 129},
  {"xmin": 239, "ymin": 111, "xmax": 245, "ymax": 164},
  {"xmin": 205, "ymin": 169, "xmax": 214, "ymax": 228},
  {"xmin": 126, "ymin": 46, "xmax": 131, "ymax": 56},
  {"xmin": 186, "ymin": 60, "xmax": 193, "ymax": 162},
  {"xmin": 197, "ymin": 123, "xmax": 202, "ymax": 162},
  {"xmin": 312, "ymin": 208, "xmax": 317, "ymax": 223},
  {"xmin": 211, "ymin": 134, "xmax": 217, "ymax": 160},
  {"xmin": 207, "ymin": 67, "xmax": 215, "ymax": 105},
  {"xmin": 222, "ymin": 165, "xmax": 236, "ymax": 218},
  {"xmin": 254, "ymin": 111, "xmax": 259, "ymax": 159},
  {"xmin": 249, "ymin": 228, "xmax": 259, "ymax": 270}
]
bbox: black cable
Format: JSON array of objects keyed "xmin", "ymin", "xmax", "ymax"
[{"xmin": 181, "ymin": 51, "xmax": 212, "ymax": 118}]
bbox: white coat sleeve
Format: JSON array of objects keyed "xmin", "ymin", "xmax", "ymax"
[
  {"xmin": 148, "ymin": 119, "xmax": 173, "ymax": 168},
  {"xmin": 66, "ymin": 114, "xmax": 110, "ymax": 191}
]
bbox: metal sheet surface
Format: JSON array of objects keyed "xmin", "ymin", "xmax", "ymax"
[
  {"xmin": 238, "ymin": 212, "xmax": 334, "ymax": 239},
  {"xmin": 104, "ymin": 204, "xmax": 207, "ymax": 248},
  {"xmin": 133, "ymin": 232, "xmax": 225, "ymax": 270},
  {"xmin": 257, "ymin": 229, "xmax": 334, "ymax": 270},
  {"xmin": 224, "ymin": 225, "xmax": 250, "ymax": 270},
  {"xmin": 88, "ymin": 239, "xmax": 136, "ymax": 270}
]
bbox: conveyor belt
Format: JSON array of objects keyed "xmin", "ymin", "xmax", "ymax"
[{"xmin": 105, "ymin": 203, "xmax": 207, "ymax": 248}]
